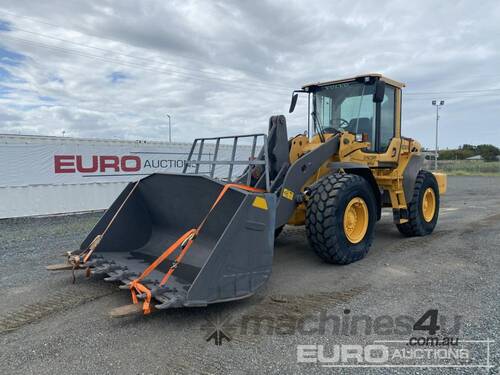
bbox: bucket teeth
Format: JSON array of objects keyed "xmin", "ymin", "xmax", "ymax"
[
  {"xmin": 92, "ymin": 263, "xmax": 123, "ymax": 275},
  {"xmin": 85, "ymin": 258, "xmax": 104, "ymax": 268},
  {"xmin": 117, "ymin": 282, "xmax": 172, "ymax": 300},
  {"xmin": 91, "ymin": 265, "xmax": 109, "ymax": 275},
  {"xmin": 153, "ymin": 285, "xmax": 176, "ymax": 295},
  {"xmin": 103, "ymin": 269, "xmax": 134, "ymax": 282},
  {"xmin": 155, "ymin": 295, "xmax": 183, "ymax": 310}
]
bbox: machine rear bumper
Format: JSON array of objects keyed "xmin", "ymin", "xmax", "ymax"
[{"xmin": 432, "ymin": 172, "xmax": 447, "ymax": 194}]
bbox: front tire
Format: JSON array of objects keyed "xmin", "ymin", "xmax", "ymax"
[
  {"xmin": 396, "ymin": 170, "xmax": 440, "ymax": 237},
  {"xmin": 306, "ymin": 173, "xmax": 377, "ymax": 264}
]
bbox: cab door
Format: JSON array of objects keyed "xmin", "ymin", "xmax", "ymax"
[{"xmin": 375, "ymin": 84, "xmax": 401, "ymax": 166}]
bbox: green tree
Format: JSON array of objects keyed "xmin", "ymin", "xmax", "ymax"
[
  {"xmin": 461, "ymin": 144, "xmax": 476, "ymax": 151},
  {"xmin": 477, "ymin": 144, "xmax": 500, "ymax": 162},
  {"xmin": 438, "ymin": 149, "xmax": 457, "ymax": 160}
]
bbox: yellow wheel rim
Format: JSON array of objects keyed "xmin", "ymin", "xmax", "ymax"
[
  {"xmin": 422, "ymin": 187, "xmax": 436, "ymax": 222},
  {"xmin": 343, "ymin": 197, "xmax": 369, "ymax": 244}
]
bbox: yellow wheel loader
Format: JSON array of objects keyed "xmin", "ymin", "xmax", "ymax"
[{"xmin": 48, "ymin": 73, "xmax": 447, "ymax": 315}]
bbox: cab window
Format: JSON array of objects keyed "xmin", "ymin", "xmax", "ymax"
[
  {"xmin": 379, "ymin": 86, "xmax": 395, "ymax": 151},
  {"xmin": 312, "ymin": 80, "xmax": 396, "ymax": 154},
  {"xmin": 340, "ymin": 95, "xmax": 376, "ymax": 151}
]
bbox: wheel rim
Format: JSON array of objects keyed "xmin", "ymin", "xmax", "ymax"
[
  {"xmin": 343, "ymin": 197, "xmax": 369, "ymax": 244},
  {"xmin": 422, "ymin": 187, "xmax": 436, "ymax": 222}
]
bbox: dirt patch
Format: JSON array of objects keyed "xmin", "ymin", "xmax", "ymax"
[
  {"xmin": 0, "ymin": 288, "xmax": 117, "ymax": 334},
  {"xmin": 477, "ymin": 213, "xmax": 500, "ymax": 226},
  {"xmin": 226, "ymin": 285, "xmax": 368, "ymax": 343},
  {"xmin": 387, "ymin": 228, "xmax": 454, "ymax": 253}
]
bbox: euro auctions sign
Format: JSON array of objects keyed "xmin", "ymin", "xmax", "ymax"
[
  {"xmin": 0, "ymin": 135, "xmax": 253, "ymax": 187},
  {"xmin": 0, "ymin": 136, "xmax": 210, "ymax": 187},
  {"xmin": 52, "ymin": 153, "xmax": 189, "ymax": 177},
  {"xmin": 54, "ymin": 155, "xmax": 143, "ymax": 174}
]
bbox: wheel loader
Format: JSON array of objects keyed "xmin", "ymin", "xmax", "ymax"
[{"xmin": 48, "ymin": 73, "xmax": 447, "ymax": 316}]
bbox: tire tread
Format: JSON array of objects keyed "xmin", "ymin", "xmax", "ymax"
[
  {"xmin": 396, "ymin": 170, "xmax": 439, "ymax": 237},
  {"xmin": 306, "ymin": 173, "xmax": 375, "ymax": 264}
]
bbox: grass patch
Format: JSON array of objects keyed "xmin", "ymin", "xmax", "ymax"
[{"xmin": 435, "ymin": 160, "xmax": 500, "ymax": 176}]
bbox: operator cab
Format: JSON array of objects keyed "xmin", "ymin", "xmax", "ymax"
[{"xmin": 291, "ymin": 74, "xmax": 404, "ymax": 153}]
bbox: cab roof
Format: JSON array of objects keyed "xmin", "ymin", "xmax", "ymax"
[{"xmin": 302, "ymin": 73, "xmax": 405, "ymax": 90}]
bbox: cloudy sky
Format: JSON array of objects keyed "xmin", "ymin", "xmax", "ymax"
[{"xmin": 0, "ymin": 0, "xmax": 499, "ymax": 148}]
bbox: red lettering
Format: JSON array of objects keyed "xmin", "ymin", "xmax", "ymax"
[
  {"xmin": 76, "ymin": 155, "xmax": 98, "ymax": 173},
  {"xmin": 54, "ymin": 155, "xmax": 75, "ymax": 173},
  {"xmin": 55, "ymin": 155, "xmax": 141, "ymax": 174},
  {"xmin": 121, "ymin": 155, "xmax": 141, "ymax": 172},
  {"xmin": 99, "ymin": 156, "xmax": 120, "ymax": 172}
]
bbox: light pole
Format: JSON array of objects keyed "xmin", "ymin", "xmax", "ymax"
[
  {"xmin": 166, "ymin": 114, "xmax": 172, "ymax": 143},
  {"xmin": 431, "ymin": 100, "xmax": 444, "ymax": 170}
]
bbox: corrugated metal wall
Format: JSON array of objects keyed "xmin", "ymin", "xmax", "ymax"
[
  {"xmin": 0, "ymin": 134, "xmax": 258, "ymax": 218},
  {"xmin": 0, "ymin": 182, "xmax": 127, "ymax": 218}
]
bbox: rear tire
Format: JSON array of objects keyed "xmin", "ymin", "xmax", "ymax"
[
  {"xmin": 396, "ymin": 170, "xmax": 440, "ymax": 237},
  {"xmin": 306, "ymin": 173, "xmax": 377, "ymax": 264}
]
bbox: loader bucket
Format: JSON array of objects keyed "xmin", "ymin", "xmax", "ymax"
[{"xmin": 80, "ymin": 173, "xmax": 276, "ymax": 310}]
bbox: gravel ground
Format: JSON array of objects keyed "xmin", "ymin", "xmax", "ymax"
[{"xmin": 0, "ymin": 176, "xmax": 498, "ymax": 374}]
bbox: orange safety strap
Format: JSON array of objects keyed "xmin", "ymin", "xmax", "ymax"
[
  {"xmin": 128, "ymin": 229, "xmax": 196, "ymax": 314},
  {"xmin": 129, "ymin": 183, "xmax": 264, "ymax": 314}
]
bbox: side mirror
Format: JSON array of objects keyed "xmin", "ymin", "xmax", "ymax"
[
  {"xmin": 373, "ymin": 80, "xmax": 385, "ymax": 103},
  {"xmin": 289, "ymin": 93, "xmax": 298, "ymax": 113}
]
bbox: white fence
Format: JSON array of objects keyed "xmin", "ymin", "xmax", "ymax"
[{"xmin": 0, "ymin": 134, "xmax": 255, "ymax": 218}]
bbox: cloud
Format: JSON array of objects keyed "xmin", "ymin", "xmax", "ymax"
[
  {"xmin": 0, "ymin": 46, "xmax": 24, "ymax": 66},
  {"xmin": 108, "ymin": 71, "xmax": 128, "ymax": 83},
  {"xmin": 0, "ymin": 0, "xmax": 499, "ymax": 148}
]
